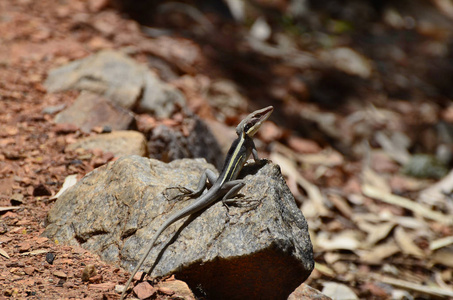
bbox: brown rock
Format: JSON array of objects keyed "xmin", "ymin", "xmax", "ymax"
[
  {"xmin": 18, "ymin": 242, "xmax": 31, "ymax": 253},
  {"xmin": 133, "ymin": 282, "xmax": 156, "ymax": 299},
  {"xmin": 54, "ymin": 91, "xmax": 135, "ymax": 133},
  {"xmin": 53, "ymin": 123, "xmax": 79, "ymax": 134},
  {"xmin": 66, "ymin": 131, "xmax": 148, "ymax": 158},
  {"xmin": 158, "ymin": 279, "xmax": 194, "ymax": 300},
  {"xmin": 288, "ymin": 284, "xmax": 332, "ymax": 300},
  {"xmin": 89, "ymin": 282, "xmax": 115, "ymax": 291},
  {"xmin": 24, "ymin": 267, "xmax": 35, "ymax": 275},
  {"xmin": 53, "ymin": 271, "xmax": 68, "ymax": 278}
]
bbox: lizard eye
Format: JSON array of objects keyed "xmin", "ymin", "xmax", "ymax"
[{"xmin": 244, "ymin": 123, "xmax": 252, "ymax": 133}]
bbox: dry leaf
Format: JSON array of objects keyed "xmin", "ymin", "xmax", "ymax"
[
  {"xmin": 394, "ymin": 226, "xmax": 425, "ymax": 257},
  {"xmin": 357, "ymin": 221, "xmax": 395, "ymax": 247},
  {"xmin": 419, "ymin": 169, "xmax": 453, "ymax": 207},
  {"xmin": 362, "ymin": 167, "xmax": 391, "ymax": 194},
  {"xmin": 327, "ymin": 193, "xmax": 353, "ymax": 219},
  {"xmin": 316, "ymin": 231, "xmax": 360, "ymax": 251},
  {"xmin": 362, "ymin": 184, "xmax": 452, "ymax": 224},
  {"xmin": 314, "ymin": 262, "xmax": 336, "ymax": 277},
  {"xmin": 0, "ymin": 206, "xmax": 21, "ymax": 212},
  {"xmin": 271, "ymin": 153, "xmax": 329, "ymax": 216},
  {"xmin": 20, "ymin": 249, "xmax": 48, "ymax": 256},
  {"xmin": 299, "ymin": 149, "xmax": 344, "ymax": 167},
  {"xmin": 431, "ymin": 248, "xmax": 453, "ymax": 268},
  {"xmin": 359, "ymin": 241, "xmax": 400, "ymax": 264},
  {"xmin": 430, "ymin": 236, "xmax": 453, "ymax": 251},
  {"xmin": 51, "ymin": 174, "xmax": 78, "ymax": 200},
  {"xmin": 374, "ymin": 274, "xmax": 453, "ymax": 298},
  {"xmin": 0, "ymin": 248, "xmax": 10, "ymax": 259},
  {"xmin": 322, "ymin": 282, "xmax": 359, "ymax": 300},
  {"xmin": 375, "ymin": 131, "xmax": 411, "ymax": 165}
]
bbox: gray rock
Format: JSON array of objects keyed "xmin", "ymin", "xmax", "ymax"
[
  {"xmin": 147, "ymin": 116, "xmax": 224, "ymax": 169},
  {"xmin": 137, "ymin": 70, "xmax": 186, "ymax": 117},
  {"xmin": 43, "ymin": 155, "xmax": 313, "ymax": 300},
  {"xmin": 45, "ymin": 50, "xmax": 143, "ymax": 109},
  {"xmin": 54, "ymin": 91, "xmax": 135, "ymax": 133},
  {"xmin": 66, "ymin": 131, "xmax": 148, "ymax": 157},
  {"xmin": 44, "ymin": 50, "xmax": 185, "ymax": 118}
]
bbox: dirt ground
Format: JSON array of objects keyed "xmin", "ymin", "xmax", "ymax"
[{"xmin": 0, "ymin": 1, "xmax": 156, "ymax": 299}]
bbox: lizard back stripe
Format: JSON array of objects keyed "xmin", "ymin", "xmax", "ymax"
[{"xmin": 220, "ymin": 134, "xmax": 245, "ymax": 185}]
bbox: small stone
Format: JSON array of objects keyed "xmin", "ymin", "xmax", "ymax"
[
  {"xmin": 133, "ymin": 271, "xmax": 144, "ymax": 281},
  {"xmin": 18, "ymin": 242, "xmax": 31, "ymax": 252},
  {"xmin": 53, "ymin": 270, "xmax": 67, "ymax": 278},
  {"xmin": 10, "ymin": 193, "xmax": 24, "ymax": 205},
  {"xmin": 42, "ymin": 103, "xmax": 66, "ymax": 115},
  {"xmin": 89, "ymin": 282, "xmax": 115, "ymax": 291},
  {"xmin": 88, "ymin": 274, "xmax": 103, "ymax": 284},
  {"xmin": 133, "ymin": 282, "xmax": 156, "ymax": 299},
  {"xmin": 63, "ymin": 281, "xmax": 75, "ymax": 288},
  {"xmin": 53, "ymin": 123, "xmax": 79, "ymax": 134},
  {"xmin": 157, "ymin": 286, "xmax": 174, "ymax": 295},
  {"xmin": 158, "ymin": 280, "xmax": 195, "ymax": 300},
  {"xmin": 81, "ymin": 264, "xmax": 97, "ymax": 282},
  {"xmin": 46, "ymin": 252, "xmax": 56, "ymax": 264},
  {"xmin": 33, "ymin": 184, "xmax": 52, "ymax": 197},
  {"xmin": 115, "ymin": 284, "xmax": 125, "ymax": 294},
  {"xmin": 24, "ymin": 266, "xmax": 35, "ymax": 275}
]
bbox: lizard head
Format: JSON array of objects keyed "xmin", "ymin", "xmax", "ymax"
[{"xmin": 236, "ymin": 106, "xmax": 273, "ymax": 137}]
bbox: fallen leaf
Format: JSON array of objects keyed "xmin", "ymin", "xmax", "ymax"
[
  {"xmin": 0, "ymin": 248, "xmax": 10, "ymax": 259},
  {"xmin": 314, "ymin": 262, "xmax": 336, "ymax": 277},
  {"xmin": 419, "ymin": 168, "xmax": 453, "ymax": 207},
  {"xmin": 327, "ymin": 193, "xmax": 353, "ymax": 219},
  {"xmin": 362, "ymin": 166, "xmax": 391, "ymax": 194},
  {"xmin": 20, "ymin": 249, "xmax": 48, "ymax": 256},
  {"xmin": 357, "ymin": 221, "xmax": 395, "ymax": 247},
  {"xmin": 431, "ymin": 248, "xmax": 453, "ymax": 268},
  {"xmin": 322, "ymin": 282, "xmax": 359, "ymax": 300},
  {"xmin": 394, "ymin": 226, "xmax": 425, "ymax": 257},
  {"xmin": 50, "ymin": 174, "xmax": 78, "ymax": 200},
  {"xmin": 316, "ymin": 231, "xmax": 360, "ymax": 251},
  {"xmin": 430, "ymin": 236, "xmax": 453, "ymax": 251},
  {"xmin": 359, "ymin": 241, "xmax": 400, "ymax": 264},
  {"xmin": 374, "ymin": 274, "xmax": 453, "ymax": 298},
  {"xmin": 0, "ymin": 206, "xmax": 21, "ymax": 212},
  {"xmin": 362, "ymin": 184, "xmax": 452, "ymax": 224},
  {"xmin": 375, "ymin": 131, "xmax": 411, "ymax": 165},
  {"xmin": 271, "ymin": 152, "xmax": 329, "ymax": 216}
]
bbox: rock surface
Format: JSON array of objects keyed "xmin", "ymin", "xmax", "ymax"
[
  {"xmin": 66, "ymin": 130, "xmax": 148, "ymax": 157},
  {"xmin": 54, "ymin": 91, "xmax": 135, "ymax": 133},
  {"xmin": 45, "ymin": 50, "xmax": 223, "ymax": 167},
  {"xmin": 147, "ymin": 117, "xmax": 224, "ymax": 169},
  {"xmin": 43, "ymin": 155, "xmax": 314, "ymax": 299},
  {"xmin": 288, "ymin": 283, "xmax": 332, "ymax": 300},
  {"xmin": 45, "ymin": 50, "xmax": 185, "ymax": 118}
]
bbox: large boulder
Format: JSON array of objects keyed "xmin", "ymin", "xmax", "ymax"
[{"xmin": 43, "ymin": 155, "xmax": 314, "ymax": 299}]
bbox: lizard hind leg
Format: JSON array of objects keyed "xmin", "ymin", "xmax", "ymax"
[{"xmin": 163, "ymin": 169, "xmax": 217, "ymax": 201}]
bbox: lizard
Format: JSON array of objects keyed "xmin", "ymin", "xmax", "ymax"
[{"xmin": 120, "ymin": 106, "xmax": 273, "ymax": 299}]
